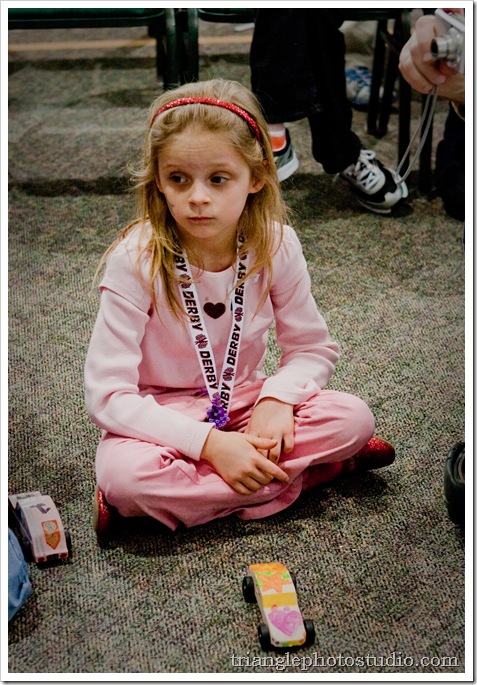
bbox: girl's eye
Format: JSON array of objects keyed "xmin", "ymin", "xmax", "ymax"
[
  {"xmin": 210, "ymin": 175, "xmax": 228, "ymax": 185},
  {"xmin": 170, "ymin": 174, "xmax": 187, "ymax": 184}
]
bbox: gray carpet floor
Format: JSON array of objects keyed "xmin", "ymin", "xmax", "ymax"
[{"xmin": 7, "ymin": 20, "xmax": 466, "ymax": 676}]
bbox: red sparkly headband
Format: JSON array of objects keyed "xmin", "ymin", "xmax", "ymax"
[{"xmin": 150, "ymin": 97, "xmax": 262, "ymax": 143}]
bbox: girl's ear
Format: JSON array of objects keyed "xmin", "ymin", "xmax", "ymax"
[
  {"xmin": 249, "ymin": 177, "xmax": 266, "ymax": 194},
  {"xmin": 249, "ymin": 161, "xmax": 268, "ymax": 194}
]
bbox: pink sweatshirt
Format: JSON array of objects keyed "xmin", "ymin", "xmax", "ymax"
[{"xmin": 84, "ymin": 222, "xmax": 340, "ymax": 461}]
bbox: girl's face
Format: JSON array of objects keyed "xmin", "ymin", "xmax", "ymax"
[{"xmin": 157, "ymin": 127, "xmax": 264, "ymax": 252}]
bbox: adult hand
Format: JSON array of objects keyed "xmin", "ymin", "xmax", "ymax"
[
  {"xmin": 245, "ymin": 397, "xmax": 295, "ymax": 464},
  {"xmin": 200, "ymin": 428, "xmax": 289, "ymax": 495},
  {"xmin": 399, "ymin": 14, "xmax": 465, "ymax": 104}
]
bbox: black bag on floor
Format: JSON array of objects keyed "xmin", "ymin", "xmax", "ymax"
[{"xmin": 444, "ymin": 441, "xmax": 465, "ymax": 526}]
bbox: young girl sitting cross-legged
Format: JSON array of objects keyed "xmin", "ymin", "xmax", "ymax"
[{"xmin": 84, "ymin": 78, "xmax": 395, "ymax": 533}]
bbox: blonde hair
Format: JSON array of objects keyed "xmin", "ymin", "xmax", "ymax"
[{"xmin": 97, "ymin": 79, "xmax": 289, "ymax": 318}]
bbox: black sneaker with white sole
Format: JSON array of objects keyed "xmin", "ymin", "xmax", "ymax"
[{"xmin": 339, "ymin": 149, "xmax": 408, "ymax": 215}]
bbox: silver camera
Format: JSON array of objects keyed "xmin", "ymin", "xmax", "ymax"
[{"xmin": 430, "ymin": 9, "xmax": 465, "ymax": 73}]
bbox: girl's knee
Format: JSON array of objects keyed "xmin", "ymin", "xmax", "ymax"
[
  {"xmin": 95, "ymin": 438, "xmax": 157, "ymax": 513},
  {"xmin": 334, "ymin": 392, "xmax": 375, "ymax": 447},
  {"xmin": 97, "ymin": 459, "xmax": 140, "ymax": 511},
  {"xmin": 345, "ymin": 393, "xmax": 375, "ymax": 436},
  {"xmin": 299, "ymin": 390, "xmax": 375, "ymax": 444}
]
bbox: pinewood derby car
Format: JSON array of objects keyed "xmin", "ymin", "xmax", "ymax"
[
  {"xmin": 242, "ymin": 562, "xmax": 315, "ymax": 649},
  {"xmin": 9, "ymin": 491, "xmax": 71, "ymax": 565}
]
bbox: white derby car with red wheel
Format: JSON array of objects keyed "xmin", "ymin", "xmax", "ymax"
[{"xmin": 9, "ymin": 491, "xmax": 71, "ymax": 565}]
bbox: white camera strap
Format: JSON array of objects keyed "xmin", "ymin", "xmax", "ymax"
[{"xmin": 396, "ymin": 86, "xmax": 438, "ymax": 187}]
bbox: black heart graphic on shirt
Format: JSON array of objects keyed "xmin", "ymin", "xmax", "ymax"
[{"xmin": 203, "ymin": 302, "xmax": 226, "ymax": 319}]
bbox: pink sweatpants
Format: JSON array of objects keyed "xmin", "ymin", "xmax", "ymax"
[{"xmin": 95, "ymin": 382, "xmax": 375, "ymax": 530}]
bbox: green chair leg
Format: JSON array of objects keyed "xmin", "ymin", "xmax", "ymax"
[
  {"xmin": 164, "ymin": 8, "xmax": 199, "ymax": 88},
  {"xmin": 181, "ymin": 8, "xmax": 199, "ymax": 83},
  {"xmin": 163, "ymin": 8, "xmax": 181, "ymax": 89}
]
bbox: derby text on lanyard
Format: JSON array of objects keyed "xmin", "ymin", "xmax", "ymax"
[{"xmin": 175, "ymin": 235, "xmax": 248, "ymax": 429}]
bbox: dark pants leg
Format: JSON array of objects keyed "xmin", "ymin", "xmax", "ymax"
[
  {"xmin": 435, "ymin": 104, "xmax": 465, "ymax": 222},
  {"xmin": 250, "ymin": 9, "xmax": 361, "ymax": 173}
]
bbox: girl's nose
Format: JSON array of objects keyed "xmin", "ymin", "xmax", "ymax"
[{"xmin": 188, "ymin": 181, "xmax": 210, "ymax": 205}]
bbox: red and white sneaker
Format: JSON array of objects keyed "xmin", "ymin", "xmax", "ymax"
[{"xmin": 273, "ymin": 129, "xmax": 300, "ymax": 182}]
